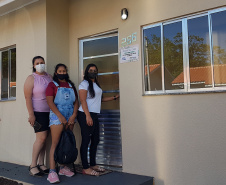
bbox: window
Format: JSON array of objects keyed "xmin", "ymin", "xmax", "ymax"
[
  {"xmin": 0, "ymin": 46, "xmax": 16, "ymax": 100},
  {"xmin": 143, "ymin": 8, "xmax": 226, "ymax": 95}
]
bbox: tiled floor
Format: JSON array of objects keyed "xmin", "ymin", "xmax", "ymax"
[{"xmin": 0, "ymin": 162, "xmax": 153, "ymax": 185}]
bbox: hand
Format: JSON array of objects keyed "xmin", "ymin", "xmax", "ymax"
[
  {"xmin": 86, "ymin": 115, "xmax": 93, "ymax": 126},
  {"xmin": 115, "ymin": 94, "xmax": 120, "ymax": 99},
  {"xmin": 58, "ymin": 115, "xmax": 67, "ymax": 125},
  {"xmin": 68, "ymin": 114, "xmax": 76, "ymax": 126},
  {"xmin": 28, "ymin": 114, "xmax": 36, "ymax": 127}
]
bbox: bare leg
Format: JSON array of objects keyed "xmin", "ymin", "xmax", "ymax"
[
  {"xmin": 38, "ymin": 143, "xmax": 46, "ymax": 165},
  {"xmin": 38, "ymin": 131, "xmax": 49, "ymax": 170},
  {"xmin": 38, "ymin": 143, "xmax": 49, "ymax": 171},
  {"xmin": 49, "ymin": 124, "xmax": 63, "ymax": 170},
  {"xmin": 30, "ymin": 131, "xmax": 48, "ymax": 174}
]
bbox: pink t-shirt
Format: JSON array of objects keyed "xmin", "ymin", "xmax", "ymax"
[{"xmin": 32, "ymin": 73, "xmax": 52, "ymax": 112}]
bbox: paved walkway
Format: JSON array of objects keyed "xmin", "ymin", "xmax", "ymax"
[{"xmin": 0, "ymin": 162, "xmax": 153, "ymax": 185}]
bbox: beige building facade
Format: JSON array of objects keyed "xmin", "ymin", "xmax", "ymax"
[{"xmin": 1, "ymin": 0, "xmax": 226, "ymax": 185}]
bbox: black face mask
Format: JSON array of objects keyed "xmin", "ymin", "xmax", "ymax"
[
  {"xmin": 57, "ymin": 73, "xmax": 69, "ymax": 80},
  {"xmin": 88, "ymin": 72, "xmax": 97, "ymax": 79}
]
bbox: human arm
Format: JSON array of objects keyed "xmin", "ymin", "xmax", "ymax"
[
  {"xmin": 24, "ymin": 75, "xmax": 35, "ymax": 126},
  {"xmin": 102, "ymin": 94, "xmax": 119, "ymax": 102},
  {"xmin": 68, "ymin": 88, "xmax": 79, "ymax": 126},
  {"xmin": 79, "ymin": 89, "xmax": 93, "ymax": 126}
]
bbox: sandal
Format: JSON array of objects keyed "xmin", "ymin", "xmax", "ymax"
[
  {"xmin": 28, "ymin": 165, "xmax": 44, "ymax": 177},
  {"xmin": 90, "ymin": 166, "xmax": 105, "ymax": 172},
  {"xmin": 38, "ymin": 164, "xmax": 49, "ymax": 174},
  {"xmin": 82, "ymin": 169, "xmax": 99, "ymax": 176}
]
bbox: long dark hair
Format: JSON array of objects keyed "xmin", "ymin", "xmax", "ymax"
[
  {"xmin": 53, "ymin": 63, "xmax": 76, "ymax": 91},
  {"xmin": 32, "ymin": 56, "xmax": 45, "ymax": 72},
  {"xmin": 84, "ymin": 63, "xmax": 100, "ymax": 98}
]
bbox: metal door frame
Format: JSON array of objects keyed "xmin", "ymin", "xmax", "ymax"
[{"xmin": 78, "ymin": 30, "xmax": 122, "ymax": 169}]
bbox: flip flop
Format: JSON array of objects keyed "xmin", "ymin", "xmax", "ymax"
[
  {"xmin": 82, "ymin": 169, "xmax": 99, "ymax": 176},
  {"xmin": 91, "ymin": 166, "xmax": 105, "ymax": 172}
]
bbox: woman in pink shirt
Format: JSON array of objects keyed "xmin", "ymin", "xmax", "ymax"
[{"xmin": 24, "ymin": 56, "xmax": 52, "ymax": 177}]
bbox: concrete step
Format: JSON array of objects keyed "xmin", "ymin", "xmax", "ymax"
[{"xmin": 0, "ymin": 161, "xmax": 154, "ymax": 185}]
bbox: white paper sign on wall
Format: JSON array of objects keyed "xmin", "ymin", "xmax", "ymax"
[{"xmin": 120, "ymin": 44, "xmax": 139, "ymax": 63}]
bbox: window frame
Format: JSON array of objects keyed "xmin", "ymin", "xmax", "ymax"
[
  {"xmin": 142, "ymin": 7, "xmax": 226, "ymax": 95},
  {"xmin": 0, "ymin": 45, "xmax": 16, "ymax": 101},
  {"xmin": 78, "ymin": 31, "xmax": 123, "ymax": 168},
  {"xmin": 79, "ymin": 31, "xmax": 119, "ymax": 93}
]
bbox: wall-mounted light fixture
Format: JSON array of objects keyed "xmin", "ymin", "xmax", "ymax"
[{"xmin": 121, "ymin": 8, "xmax": 128, "ymax": 20}]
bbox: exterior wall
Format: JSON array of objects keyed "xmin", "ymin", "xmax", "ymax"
[
  {"xmin": 45, "ymin": 0, "xmax": 70, "ymax": 165},
  {"xmin": 1, "ymin": 1, "xmax": 226, "ymax": 185},
  {"xmin": 0, "ymin": 0, "xmax": 71, "ymax": 166},
  {"xmin": 68, "ymin": 1, "xmax": 226, "ymax": 185},
  {"xmin": 0, "ymin": 0, "xmax": 46, "ymax": 164},
  {"xmin": 46, "ymin": 0, "xmax": 69, "ymax": 74}
]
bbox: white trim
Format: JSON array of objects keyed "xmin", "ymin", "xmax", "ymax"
[
  {"xmin": 83, "ymin": 53, "xmax": 118, "ymax": 60},
  {"xmin": 81, "ymin": 32, "xmax": 118, "ymax": 42},
  {"xmin": 0, "ymin": 0, "xmax": 15, "ymax": 7},
  {"xmin": 79, "ymin": 31, "xmax": 118, "ymax": 82},
  {"xmin": 0, "ymin": 51, "xmax": 1, "ymax": 100},
  {"xmin": 98, "ymin": 72, "xmax": 119, "ymax": 76},
  {"xmin": 208, "ymin": 12, "xmax": 215, "ymax": 88},
  {"xmin": 183, "ymin": 18, "xmax": 189, "ymax": 91},
  {"xmin": 0, "ymin": 0, "xmax": 39, "ymax": 17},
  {"xmin": 161, "ymin": 23, "xmax": 164, "ymax": 91},
  {"xmin": 0, "ymin": 46, "xmax": 16, "ymax": 100}
]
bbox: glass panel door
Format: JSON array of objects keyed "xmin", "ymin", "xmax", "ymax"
[{"xmin": 79, "ymin": 33, "xmax": 122, "ymax": 170}]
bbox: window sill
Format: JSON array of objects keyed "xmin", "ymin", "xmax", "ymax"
[
  {"xmin": 143, "ymin": 89, "xmax": 226, "ymax": 96},
  {"xmin": 0, "ymin": 97, "xmax": 16, "ymax": 102}
]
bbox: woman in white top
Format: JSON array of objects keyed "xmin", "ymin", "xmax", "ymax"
[{"xmin": 78, "ymin": 63, "xmax": 119, "ymax": 176}]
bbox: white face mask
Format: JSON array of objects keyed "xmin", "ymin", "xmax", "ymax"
[{"xmin": 35, "ymin": 64, "xmax": 45, "ymax": 73}]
